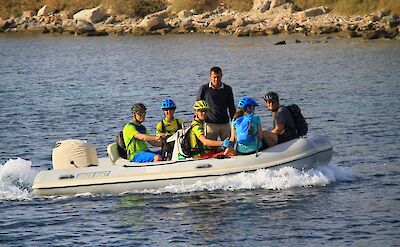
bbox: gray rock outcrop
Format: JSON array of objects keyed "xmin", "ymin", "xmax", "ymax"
[{"xmin": 73, "ymin": 6, "xmax": 106, "ymax": 23}]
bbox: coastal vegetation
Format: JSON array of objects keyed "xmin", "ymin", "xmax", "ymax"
[{"xmin": 0, "ymin": 0, "xmax": 399, "ymax": 19}]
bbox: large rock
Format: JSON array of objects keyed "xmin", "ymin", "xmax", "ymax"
[
  {"xmin": 74, "ymin": 20, "xmax": 95, "ymax": 34},
  {"xmin": 0, "ymin": 18, "xmax": 7, "ymax": 31},
  {"xmin": 209, "ymin": 16, "xmax": 235, "ymax": 29},
  {"xmin": 138, "ymin": 16, "xmax": 167, "ymax": 32},
  {"xmin": 270, "ymin": 0, "xmax": 287, "ymax": 9},
  {"xmin": 59, "ymin": 11, "xmax": 73, "ymax": 21},
  {"xmin": 37, "ymin": 5, "xmax": 50, "ymax": 17},
  {"xmin": 73, "ymin": 6, "xmax": 106, "ymax": 23},
  {"xmin": 252, "ymin": 0, "xmax": 271, "ymax": 13},
  {"xmin": 297, "ymin": 6, "xmax": 328, "ymax": 20},
  {"xmin": 177, "ymin": 10, "xmax": 192, "ymax": 19},
  {"xmin": 22, "ymin": 10, "xmax": 36, "ymax": 19}
]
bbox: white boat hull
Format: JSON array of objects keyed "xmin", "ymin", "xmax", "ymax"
[{"xmin": 32, "ymin": 134, "xmax": 333, "ymax": 196}]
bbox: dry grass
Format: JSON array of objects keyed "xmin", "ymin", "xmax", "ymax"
[
  {"xmin": 1, "ymin": 0, "xmax": 399, "ymax": 19},
  {"xmin": 170, "ymin": 0, "xmax": 219, "ymax": 13},
  {"xmin": 222, "ymin": 0, "xmax": 253, "ymax": 12},
  {"xmin": 0, "ymin": 0, "xmax": 166, "ymax": 18},
  {"xmin": 292, "ymin": 0, "xmax": 400, "ymax": 15}
]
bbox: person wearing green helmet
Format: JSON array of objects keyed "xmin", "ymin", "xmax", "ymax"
[
  {"xmin": 189, "ymin": 100, "xmax": 231, "ymax": 159},
  {"xmin": 123, "ymin": 103, "xmax": 163, "ymax": 163}
]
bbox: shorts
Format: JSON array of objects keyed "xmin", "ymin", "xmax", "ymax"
[
  {"xmin": 132, "ymin": 150, "xmax": 162, "ymax": 163},
  {"xmin": 205, "ymin": 123, "xmax": 231, "ymax": 141},
  {"xmin": 277, "ymin": 132, "xmax": 296, "ymax": 144}
]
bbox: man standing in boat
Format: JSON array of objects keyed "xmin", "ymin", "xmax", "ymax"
[
  {"xmin": 262, "ymin": 92, "xmax": 296, "ymax": 146},
  {"xmin": 123, "ymin": 103, "xmax": 163, "ymax": 162},
  {"xmin": 196, "ymin": 67, "xmax": 236, "ymax": 141}
]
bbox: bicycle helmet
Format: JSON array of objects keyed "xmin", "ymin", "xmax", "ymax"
[
  {"xmin": 193, "ymin": 100, "xmax": 209, "ymax": 111},
  {"xmin": 161, "ymin": 98, "xmax": 176, "ymax": 109},
  {"xmin": 263, "ymin": 91, "xmax": 279, "ymax": 102},
  {"xmin": 237, "ymin": 97, "xmax": 259, "ymax": 109},
  {"xmin": 131, "ymin": 103, "xmax": 147, "ymax": 114}
]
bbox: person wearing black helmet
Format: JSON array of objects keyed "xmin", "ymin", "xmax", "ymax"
[
  {"xmin": 123, "ymin": 103, "xmax": 163, "ymax": 163},
  {"xmin": 196, "ymin": 67, "xmax": 236, "ymax": 141},
  {"xmin": 263, "ymin": 92, "xmax": 297, "ymax": 146}
]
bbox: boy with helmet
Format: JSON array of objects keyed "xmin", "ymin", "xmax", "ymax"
[
  {"xmin": 123, "ymin": 103, "xmax": 163, "ymax": 163},
  {"xmin": 156, "ymin": 98, "xmax": 184, "ymax": 160},
  {"xmin": 263, "ymin": 91, "xmax": 296, "ymax": 146},
  {"xmin": 189, "ymin": 100, "xmax": 231, "ymax": 159},
  {"xmin": 156, "ymin": 98, "xmax": 183, "ymax": 138},
  {"xmin": 224, "ymin": 97, "xmax": 266, "ymax": 155}
]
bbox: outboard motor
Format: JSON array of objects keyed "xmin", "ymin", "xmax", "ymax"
[{"xmin": 52, "ymin": 139, "xmax": 99, "ymax": 169}]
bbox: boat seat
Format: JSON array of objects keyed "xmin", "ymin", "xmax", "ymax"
[{"xmin": 107, "ymin": 143, "xmax": 120, "ymax": 164}]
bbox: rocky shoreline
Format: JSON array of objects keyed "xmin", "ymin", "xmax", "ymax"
[{"xmin": 1, "ymin": 1, "xmax": 399, "ymax": 40}]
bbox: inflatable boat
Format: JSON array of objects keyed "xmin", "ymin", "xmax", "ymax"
[{"xmin": 32, "ymin": 133, "xmax": 333, "ymax": 196}]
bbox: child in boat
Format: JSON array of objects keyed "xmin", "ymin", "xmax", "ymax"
[
  {"xmin": 224, "ymin": 97, "xmax": 266, "ymax": 155},
  {"xmin": 189, "ymin": 100, "xmax": 231, "ymax": 159},
  {"xmin": 155, "ymin": 98, "xmax": 183, "ymax": 160},
  {"xmin": 123, "ymin": 103, "xmax": 163, "ymax": 162},
  {"xmin": 156, "ymin": 98, "xmax": 184, "ymax": 138}
]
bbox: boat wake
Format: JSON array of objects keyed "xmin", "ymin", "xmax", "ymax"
[
  {"xmin": 0, "ymin": 158, "xmax": 39, "ymax": 200},
  {"xmin": 141, "ymin": 164, "xmax": 353, "ymax": 194},
  {"xmin": 0, "ymin": 158, "xmax": 352, "ymax": 200}
]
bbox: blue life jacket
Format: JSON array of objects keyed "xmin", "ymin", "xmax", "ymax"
[{"xmin": 235, "ymin": 114, "xmax": 256, "ymax": 145}]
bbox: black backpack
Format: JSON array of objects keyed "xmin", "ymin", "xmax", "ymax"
[
  {"xmin": 179, "ymin": 125, "xmax": 194, "ymax": 158},
  {"xmin": 115, "ymin": 130, "xmax": 128, "ymax": 159},
  {"xmin": 286, "ymin": 104, "xmax": 308, "ymax": 137},
  {"xmin": 115, "ymin": 123, "xmax": 135, "ymax": 159}
]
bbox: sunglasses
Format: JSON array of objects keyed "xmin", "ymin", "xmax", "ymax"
[
  {"xmin": 135, "ymin": 112, "xmax": 146, "ymax": 116},
  {"xmin": 265, "ymin": 100, "xmax": 277, "ymax": 104}
]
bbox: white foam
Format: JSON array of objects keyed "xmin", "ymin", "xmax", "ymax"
[
  {"xmin": 141, "ymin": 164, "xmax": 353, "ymax": 194},
  {"xmin": 0, "ymin": 158, "xmax": 39, "ymax": 200}
]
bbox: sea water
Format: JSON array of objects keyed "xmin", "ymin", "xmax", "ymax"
[{"xmin": 0, "ymin": 33, "xmax": 399, "ymax": 246}]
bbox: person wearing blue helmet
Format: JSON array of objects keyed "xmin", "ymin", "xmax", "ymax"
[
  {"xmin": 156, "ymin": 98, "xmax": 183, "ymax": 138},
  {"xmin": 224, "ymin": 97, "xmax": 267, "ymax": 155},
  {"xmin": 155, "ymin": 98, "xmax": 184, "ymax": 160}
]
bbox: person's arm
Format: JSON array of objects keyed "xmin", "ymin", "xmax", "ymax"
[
  {"xmin": 271, "ymin": 123, "xmax": 284, "ymax": 135},
  {"xmin": 224, "ymin": 125, "xmax": 236, "ymax": 154},
  {"xmin": 227, "ymin": 87, "xmax": 236, "ymax": 120},
  {"xmin": 198, "ymin": 134, "xmax": 222, "ymax": 147},
  {"xmin": 272, "ymin": 110, "xmax": 286, "ymax": 135},
  {"xmin": 133, "ymin": 132, "xmax": 162, "ymax": 147},
  {"xmin": 257, "ymin": 124, "xmax": 264, "ymax": 139}
]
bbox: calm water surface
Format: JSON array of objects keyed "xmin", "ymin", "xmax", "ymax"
[{"xmin": 0, "ymin": 33, "xmax": 399, "ymax": 246}]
